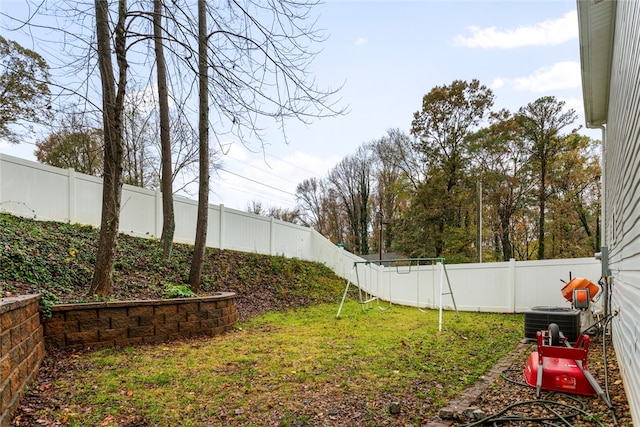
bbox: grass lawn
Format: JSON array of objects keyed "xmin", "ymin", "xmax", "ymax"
[{"xmin": 37, "ymin": 301, "xmax": 523, "ymax": 426}]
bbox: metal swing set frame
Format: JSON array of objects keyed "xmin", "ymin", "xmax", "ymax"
[{"xmin": 335, "ymin": 258, "xmax": 459, "ymax": 331}]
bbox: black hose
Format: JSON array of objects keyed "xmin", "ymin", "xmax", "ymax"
[
  {"xmin": 601, "ymin": 313, "xmax": 618, "ymax": 425},
  {"xmin": 580, "ymin": 312, "xmax": 614, "ymax": 335},
  {"xmin": 457, "ymin": 394, "xmax": 606, "ymax": 426},
  {"xmin": 499, "ymin": 368, "xmax": 529, "ymax": 387}
]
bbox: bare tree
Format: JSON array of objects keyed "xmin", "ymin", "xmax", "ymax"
[
  {"xmin": 188, "ymin": 0, "xmax": 210, "ymax": 293},
  {"xmin": 328, "ymin": 146, "xmax": 374, "ymax": 255},
  {"xmin": 173, "ymin": 0, "xmax": 345, "ymax": 289},
  {"xmin": 370, "ymin": 130, "xmax": 414, "ymax": 254},
  {"xmin": 7, "ymin": 0, "xmax": 344, "ymax": 295},
  {"xmin": 122, "ymin": 89, "xmax": 156, "ymax": 188},
  {"xmin": 247, "ymin": 200, "xmax": 302, "ymax": 224},
  {"xmin": 90, "ymin": 0, "xmax": 128, "ymax": 296},
  {"xmin": 296, "ymin": 177, "xmax": 326, "ymax": 231},
  {"xmin": 376, "ymin": 128, "xmax": 425, "ymax": 193},
  {"xmin": 153, "ymin": 0, "xmax": 175, "ymax": 258}
]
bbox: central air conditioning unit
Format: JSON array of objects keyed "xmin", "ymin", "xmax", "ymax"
[{"xmin": 524, "ymin": 306, "xmax": 581, "ymax": 343}]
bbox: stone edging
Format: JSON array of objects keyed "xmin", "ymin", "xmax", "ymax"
[{"xmin": 426, "ymin": 343, "xmax": 531, "ymax": 426}]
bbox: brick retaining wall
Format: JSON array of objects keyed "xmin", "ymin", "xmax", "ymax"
[
  {"xmin": 42, "ymin": 292, "xmax": 238, "ymax": 349},
  {"xmin": 1, "ymin": 292, "xmax": 237, "ymax": 425},
  {"xmin": 0, "ymin": 295, "xmax": 45, "ymax": 427}
]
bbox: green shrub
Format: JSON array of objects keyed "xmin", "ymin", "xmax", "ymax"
[{"xmin": 163, "ymin": 284, "xmax": 196, "ymax": 299}]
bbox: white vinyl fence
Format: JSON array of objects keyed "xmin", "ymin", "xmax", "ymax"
[
  {"xmin": 339, "ymin": 257, "xmax": 602, "ymax": 314},
  {"xmin": 1, "ymin": 153, "xmax": 603, "ymax": 312}
]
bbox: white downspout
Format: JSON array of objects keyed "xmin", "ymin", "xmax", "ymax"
[{"xmin": 596, "ymin": 125, "xmax": 606, "ymax": 248}]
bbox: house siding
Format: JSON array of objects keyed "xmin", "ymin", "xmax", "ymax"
[{"xmin": 604, "ymin": 0, "xmax": 640, "ymax": 423}]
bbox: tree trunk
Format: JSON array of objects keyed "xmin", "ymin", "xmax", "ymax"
[
  {"xmin": 498, "ymin": 207, "xmax": 513, "ymax": 261},
  {"xmin": 435, "ymin": 219, "xmax": 445, "ymax": 258},
  {"xmin": 189, "ymin": 0, "xmax": 209, "ymax": 293},
  {"xmin": 90, "ymin": 0, "xmax": 128, "ymax": 296},
  {"xmin": 500, "ymin": 224, "xmax": 513, "ymax": 261},
  {"xmin": 153, "ymin": 0, "xmax": 175, "ymax": 259},
  {"xmin": 537, "ymin": 160, "xmax": 546, "ymax": 260}
]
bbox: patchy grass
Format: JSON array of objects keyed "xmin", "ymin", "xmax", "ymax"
[
  {"xmin": 25, "ymin": 302, "xmax": 522, "ymax": 426},
  {"xmin": 3, "ymin": 212, "xmax": 525, "ymax": 425}
]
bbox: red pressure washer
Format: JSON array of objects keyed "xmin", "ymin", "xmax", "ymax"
[{"xmin": 523, "ymin": 277, "xmax": 612, "ymax": 408}]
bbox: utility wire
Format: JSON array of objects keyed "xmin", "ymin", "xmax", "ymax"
[
  {"xmin": 225, "ymin": 152, "xmax": 328, "ymax": 188},
  {"xmin": 265, "ymin": 152, "xmax": 329, "ymax": 179},
  {"xmin": 211, "ymin": 179, "xmax": 296, "ymax": 208},
  {"xmin": 216, "ymin": 167, "xmax": 296, "ymax": 197}
]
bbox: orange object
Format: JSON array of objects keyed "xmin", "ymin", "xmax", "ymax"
[
  {"xmin": 574, "ymin": 289, "xmax": 589, "ymax": 303},
  {"xmin": 561, "ymin": 277, "xmax": 599, "ymax": 302}
]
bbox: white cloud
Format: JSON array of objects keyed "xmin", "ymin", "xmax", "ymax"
[
  {"xmin": 561, "ymin": 97, "xmax": 585, "ymax": 115},
  {"xmin": 513, "ymin": 61, "xmax": 581, "ymax": 92},
  {"xmin": 355, "ymin": 37, "xmax": 368, "ymax": 46},
  {"xmin": 490, "ymin": 77, "xmax": 505, "ymax": 90},
  {"xmin": 218, "ymin": 140, "xmax": 248, "ymax": 161},
  {"xmin": 0, "ymin": 138, "xmax": 37, "ymax": 161},
  {"xmin": 454, "ymin": 11, "xmax": 577, "ymax": 49}
]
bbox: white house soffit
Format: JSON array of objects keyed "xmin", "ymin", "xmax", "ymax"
[{"xmin": 577, "ymin": 0, "xmax": 615, "ymax": 128}]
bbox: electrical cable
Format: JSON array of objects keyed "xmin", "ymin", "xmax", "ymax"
[
  {"xmin": 265, "ymin": 152, "xmax": 327, "ymax": 178},
  {"xmin": 458, "ymin": 394, "xmax": 606, "ymax": 427},
  {"xmin": 579, "ymin": 313, "xmax": 614, "ymax": 336},
  {"xmin": 601, "ymin": 313, "xmax": 618, "ymax": 426},
  {"xmin": 585, "ymin": 277, "xmax": 619, "ymax": 425},
  {"xmin": 217, "ymin": 167, "xmax": 296, "ymax": 197},
  {"xmin": 463, "ymin": 278, "xmax": 621, "ymax": 426}
]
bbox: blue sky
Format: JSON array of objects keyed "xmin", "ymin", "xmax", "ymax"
[{"xmin": 1, "ymin": 0, "xmax": 595, "ymax": 211}]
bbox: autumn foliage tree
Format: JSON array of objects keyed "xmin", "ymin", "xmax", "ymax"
[
  {"xmin": 294, "ymin": 83, "xmax": 600, "ymax": 264},
  {"xmin": 0, "ymin": 35, "xmax": 51, "ymax": 143},
  {"xmin": 470, "ymin": 109, "xmax": 533, "ymax": 261},
  {"xmin": 35, "ymin": 128, "xmax": 103, "ymax": 175},
  {"xmin": 407, "ymin": 79, "xmax": 494, "ymax": 258}
]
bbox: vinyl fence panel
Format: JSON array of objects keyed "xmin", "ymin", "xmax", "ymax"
[{"xmin": 1, "ymin": 153, "xmax": 602, "ymax": 313}]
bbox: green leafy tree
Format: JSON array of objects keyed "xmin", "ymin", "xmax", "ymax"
[
  {"xmin": 470, "ymin": 110, "xmax": 534, "ymax": 261},
  {"xmin": 408, "ymin": 79, "xmax": 494, "ymax": 258},
  {"xmin": 517, "ymin": 96, "xmax": 578, "ymax": 260},
  {"xmin": 0, "ymin": 35, "xmax": 51, "ymax": 143},
  {"xmin": 546, "ymin": 134, "xmax": 601, "ymax": 258}
]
